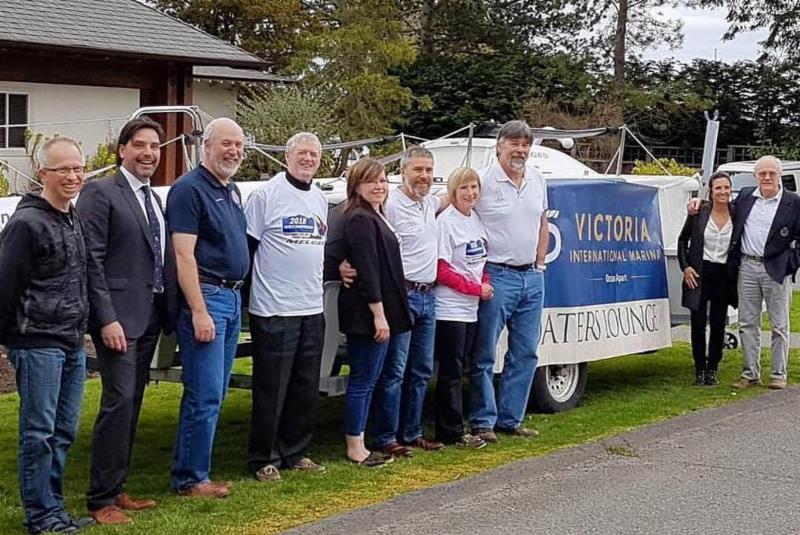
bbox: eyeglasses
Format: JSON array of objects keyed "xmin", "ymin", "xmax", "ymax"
[{"xmin": 43, "ymin": 166, "xmax": 86, "ymax": 177}]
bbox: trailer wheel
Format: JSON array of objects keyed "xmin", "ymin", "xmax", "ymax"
[
  {"xmin": 724, "ymin": 332, "xmax": 738, "ymax": 350},
  {"xmin": 531, "ymin": 362, "xmax": 588, "ymax": 413}
]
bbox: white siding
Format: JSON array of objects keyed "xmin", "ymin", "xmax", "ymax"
[
  {"xmin": 193, "ymin": 80, "xmax": 238, "ymax": 120},
  {"xmin": 0, "ymin": 81, "xmax": 139, "ymax": 193}
]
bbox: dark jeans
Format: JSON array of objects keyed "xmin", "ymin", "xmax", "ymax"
[
  {"xmin": 690, "ymin": 261, "xmax": 729, "ymax": 373},
  {"xmin": 87, "ymin": 299, "xmax": 161, "ymax": 510},
  {"xmin": 345, "ymin": 333, "xmax": 390, "ymax": 436},
  {"xmin": 434, "ymin": 320, "xmax": 476, "ymax": 443},
  {"xmin": 8, "ymin": 347, "xmax": 85, "ymax": 532},
  {"xmin": 372, "ymin": 290, "xmax": 436, "ymax": 446},
  {"xmin": 247, "ymin": 313, "xmax": 324, "ymax": 473}
]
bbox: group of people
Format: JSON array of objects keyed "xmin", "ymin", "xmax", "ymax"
[
  {"xmin": 679, "ymin": 156, "xmax": 800, "ymax": 388},
  {"xmin": 328, "ymin": 120, "xmax": 548, "ymax": 466},
  {"xmin": 0, "ymin": 117, "xmax": 550, "ymax": 533}
]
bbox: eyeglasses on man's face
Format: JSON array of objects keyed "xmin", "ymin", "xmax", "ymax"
[{"xmin": 43, "ymin": 166, "xmax": 86, "ymax": 177}]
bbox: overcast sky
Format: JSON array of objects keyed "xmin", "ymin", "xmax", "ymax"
[{"xmin": 644, "ymin": 7, "xmax": 768, "ymax": 63}]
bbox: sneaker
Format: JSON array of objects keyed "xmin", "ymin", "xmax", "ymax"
[
  {"xmin": 255, "ymin": 464, "xmax": 282, "ymax": 482},
  {"xmin": 705, "ymin": 370, "xmax": 719, "ymax": 386},
  {"xmin": 454, "ymin": 433, "xmax": 487, "ymax": 449},
  {"xmin": 471, "ymin": 427, "xmax": 499, "ymax": 443},
  {"xmin": 31, "ymin": 514, "xmax": 96, "ymax": 534},
  {"xmin": 292, "ymin": 457, "xmax": 326, "ymax": 473},
  {"xmin": 768, "ymin": 378, "xmax": 788, "ymax": 390},
  {"xmin": 495, "ymin": 425, "xmax": 539, "ymax": 438},
  {"xmin": 731, "ymin": 377, "xmax": 761, "ymax": 389},
  {"xmin": 693, "ymin": 370, "xmax": 706, "ymax": 386}
]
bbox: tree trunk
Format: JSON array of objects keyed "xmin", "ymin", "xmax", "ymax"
[
  {"xmin": 612, "ymin": 0, "xmax": 628, "ymax": 121},
  {"xmin": 419, "ymin": 0, "xmax": 434, "ymax": 55}
]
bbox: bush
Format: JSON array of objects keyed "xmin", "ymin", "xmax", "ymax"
[
  {"xmin": 85, "ymin": 142, "xmax": 117, "ymax": 178},
  {"xmin": 0, "ymin": 169, "xmax": 9, "ymax": 197},
  {"xmin": 237, "ymin": 85, "xmax": 339, "ymax": 179},
  {"xmin": 632, "ymin": 158, "xmax": 698, "ymax": 176}
]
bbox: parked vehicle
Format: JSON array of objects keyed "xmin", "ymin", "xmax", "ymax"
[
  {"xmin": 717, "ymin": 160, "xmax": 800, "ymax": 198},
  {"xmin": 0, "ymin": 107, "xmax": 702, "ymax": 413}
]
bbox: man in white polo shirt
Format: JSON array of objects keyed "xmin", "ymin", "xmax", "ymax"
[
  {"xmin": 469, "ymin": 120, "xmax": 549, "ymax": 443},
  {"xmin": 244, "ymin": 132, "xmax": 328, "ymax": 482},
  {"xmin": 371, "ymin": 146, "xmax": 447, "ymax": 456}
]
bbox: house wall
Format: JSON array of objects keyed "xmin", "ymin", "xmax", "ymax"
[
  {"xmin": 193, "ymin": 80, "xmax": 238, "ymax": 120},
  {"xmin": 0, "ymin": 81, "xmax": 139, "ymax": 193}
]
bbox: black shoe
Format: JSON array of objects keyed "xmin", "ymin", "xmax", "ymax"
[
  {"xmin": 705, "ymin": 370, "xmax": 719, "ymax": 386},
  {"xmin": 692, "ymin": 370, "xmax": 705, "ymax": 386}
]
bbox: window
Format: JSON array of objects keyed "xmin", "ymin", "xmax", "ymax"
[{"xmin": 0, "ymin": 93, "xmax": 29, "ymax": 149}]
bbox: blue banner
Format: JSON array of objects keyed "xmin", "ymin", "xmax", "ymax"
[{"xmin": 543, "ymin": 179, "xmax": 668, "ymax": 308}]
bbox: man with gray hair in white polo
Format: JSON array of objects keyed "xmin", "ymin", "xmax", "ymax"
[
  {"xmin": 244, "ymin": 132, "xmax": 328, "ymax": 482},
  {"xmin": 726, "ymin": 155, "xmax": 800, "ymax": 389}
]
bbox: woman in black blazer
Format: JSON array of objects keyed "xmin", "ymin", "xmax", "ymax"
[
  {"xmin": 678, "ymin": 171, "xmax": 737, "ymax": 386},
  {"xmin": 339, "ymin": 158, "xmax": 412, "ymax": 467}
]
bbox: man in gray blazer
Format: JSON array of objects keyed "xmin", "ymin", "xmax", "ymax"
[{"xmin": 77, "ymin": 116, "xmax": 177, "ymax": 525}]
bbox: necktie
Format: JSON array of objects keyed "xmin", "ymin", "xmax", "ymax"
[{"xmin": 140, "ymin": 185, "xmax": 165, "ymax": 293}]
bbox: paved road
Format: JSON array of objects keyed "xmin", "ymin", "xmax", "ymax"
[{"xmin": 288, "ymin": 389, "xmax": 800, "ymax": 535}]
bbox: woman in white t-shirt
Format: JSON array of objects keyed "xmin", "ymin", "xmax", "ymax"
[{"xmin": 433, "ymin": 168, "xmax": 494, "ymax": 449}]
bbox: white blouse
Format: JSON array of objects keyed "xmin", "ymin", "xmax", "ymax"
[{"xmin": 702, "ymin": 216, "xmax": 732, "ymax": 264}]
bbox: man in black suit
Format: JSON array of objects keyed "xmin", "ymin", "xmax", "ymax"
[
  {"xmin": 727, "ymin": 156, "xmax": 800, "ymax": 389},
  {"xmin": 78, "ymin": 117, "xmax": 177, "ymax": 525}
]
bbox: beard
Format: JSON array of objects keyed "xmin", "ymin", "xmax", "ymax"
[
  {"xmin": 214, "ymin": 156, "xmax": 242, "ymax": 179},
  {"xmin": 508, "ymin": 157, "xmax": 526, "ymax": 171}
]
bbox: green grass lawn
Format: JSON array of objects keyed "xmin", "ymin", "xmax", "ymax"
[
  {"xmin": 760, "ymin": 291, "xmax": 800, "ymax": 332},
  {"xmin": 1, "ymin": 344, "xmax": 796, "ymax": 534}
]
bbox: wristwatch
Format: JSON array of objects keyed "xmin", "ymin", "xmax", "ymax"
[{"xmin": 535, "ymin": 263, "xmax": 547, "ymax": 271}]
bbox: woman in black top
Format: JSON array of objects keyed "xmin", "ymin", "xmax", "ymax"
[
  {"xmin": 678, "ymin": 171, "xmax": 737, "ymax": 386},
  {"xmin": 339, "ymin": 158, "xmax": 412, "ymax": 466}
]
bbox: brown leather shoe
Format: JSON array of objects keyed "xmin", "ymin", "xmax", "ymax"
[
  {"xmin": 89, "ymin": 505, "xmax": 132, "ymax": 525},
  {"xmin": 403, "ymin": 437, "xmax": 445, "ymax": 451},
  {"xmin": 380, "ymin": 441, "xmax": 414, "ymax": 459},
  {"xmin": 177, "ymin": 481, "xmax": 230, "ymax": 498},
  {"xmin": 115, "ymin": 492, "xmax": 156, "ymax": 511}
]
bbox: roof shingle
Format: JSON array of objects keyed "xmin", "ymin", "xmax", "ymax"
[{"xmin": 0, "ymin": 0, "xmax": 266, "ymax": 68}]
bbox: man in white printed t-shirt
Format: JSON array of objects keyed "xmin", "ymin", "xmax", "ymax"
[
  {"xmin": 244, "ymin": 132, "xmax": 328, "ymax": 482},
  {"xmin": 469, "ymin": 120, "xmax": 549, "ymax": 444}
]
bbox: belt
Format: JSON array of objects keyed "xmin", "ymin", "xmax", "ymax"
[
  {"xmin": 742, "ymin": 254, "xmax": 764, "ymax": 263},
  {"xmin": 405, "ymin": 280, "xmax": 436, "ymax": 293},
  {"xmin": 489, "ymin": 262, "xmax": 534, "ymax": 272},
  {"xmin": 199, "ymin": 275, "xmax": 245, "ymax": 290}
]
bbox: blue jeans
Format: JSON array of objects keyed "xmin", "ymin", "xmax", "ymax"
[
  {"xmin": 171, "ymin": 284, "xmax": 241, "ymax": 491},
  {"xmin": 470, "ymin": 264, "xmax": 544, "ymax": 430},
  {"xmin": 372, "ymin": 290, "xmax": 436, "ymax": 446},
  {"xmin": 344, "ymin": 334, "xmax": 389, "ymax": 436},
  {"xmin": 8, "ymin": 347, "xmax": 85, "ymax": 531}
]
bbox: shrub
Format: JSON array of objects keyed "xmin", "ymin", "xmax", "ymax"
[
  {"xmin": 237, "ymin": 85, "xmax": 339, "ymax": 179},
  {"xmin": 0, "ymin": 168, "xmax": 9, "ymax": 197},
  {"xmin": 85, "ymin": 142, "xmax": 117, "ymax": 178},
  {"xmin": 632, "ymin": 158, "xmax": 698, "ymax": 176}
]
